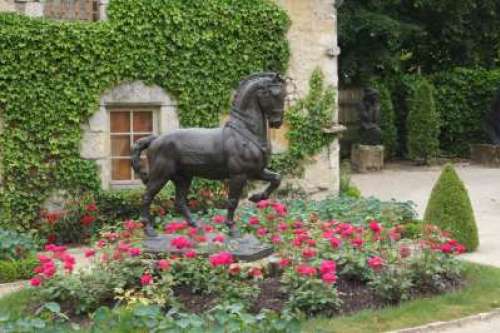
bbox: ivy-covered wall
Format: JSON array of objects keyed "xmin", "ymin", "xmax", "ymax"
[{"xmin": 0, "ymin": 0, "xmax": 290, "ymax": 230}]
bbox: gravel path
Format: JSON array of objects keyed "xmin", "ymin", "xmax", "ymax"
[{"xmin": 353, "ymin": 162, "xmax": 500, "ymax": 333}]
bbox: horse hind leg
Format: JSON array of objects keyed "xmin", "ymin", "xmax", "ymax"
[
  {"xmin": 173, "ymin": 176, "xmax": 197, "ymax": 228},
  {"xmin": 141, "ymin": 161, "xmax": 170, "ymax": 238}
]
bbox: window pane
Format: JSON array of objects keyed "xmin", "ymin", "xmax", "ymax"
[
  {"xmin": 112, "ymin": 159, "xmax": 132, "ymax": 180},
  {"xmin": 133, "ymin": 111, "xmax": 153, "ymax": 132},
  {"xmin": 110, "ymin": 112, "xmax": 130, "ymax": 133},
  {"xmin": 111, "ymin": 135, "xmax": 131, "ymax": 157}
]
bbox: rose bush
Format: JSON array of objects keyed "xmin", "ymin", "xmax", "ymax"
[{"xmin": 28, "ymin": 199, "xmax": 464, "ymax": 320}]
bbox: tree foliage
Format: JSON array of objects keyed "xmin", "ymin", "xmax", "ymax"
[
  {"xmin": 0, "ymin": 0, "xmax": 290, "ymax": 230},
  {"xmin": 424, "ymin": 164, "xmax": 479, "ymax": 252},
  {"xmin": 338, "ymin": 0, "xmax": 500, "ymax": 84}
]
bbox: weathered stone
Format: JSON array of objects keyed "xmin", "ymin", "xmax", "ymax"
[
  {"xmin": 0, "ymin": 0, "xmax": 15, "ymax": 12},
  {"xmin": 80, "ymin": 132, "xmax": 108, "ymax": 160},
  {"xmin": 144, "ymin": 233, "xmax": 274, "ymax": 262},
  {"xmin": 351, "ymin": 144, "xmax": 384, "ymax": 173},
  {"xmin": 471, "ymin": 144, "xmax": 500, "ymax": 167}
]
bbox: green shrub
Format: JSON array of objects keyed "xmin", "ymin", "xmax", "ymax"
[
  {"xmin": 0, "ymin": 256, "xmax": 37, "ymax": 283},
  {"xmin": 372, "ymin": 82, "xmax": 398, "ymax": 159},
  {"xmin": 339, "ymin": 160, "xmax": 362, "ymax": 198},
  {"xmin": 424, "ymin": 164, "xmax": 479, "ymax": 251},
  {"xmin": 407, "ymin": 78, "xmax": 440, "ymax": 163},
  {"xmin": 0, "ymin": 229, "xmax": 37, "ymax": 260}
]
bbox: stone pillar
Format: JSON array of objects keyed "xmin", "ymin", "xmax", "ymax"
[
  {"xmin": 14, "ymin": 0, "xmax": 43, "ymax": 17},
  {"xmin": 275, "ymin": 0, "xmax": 341, "ymax": 195},
  {"xmin": 97, "ymin": 0, "xmax": 108, "ymax": 21}
]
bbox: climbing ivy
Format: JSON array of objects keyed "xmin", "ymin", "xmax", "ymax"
[
  {"xmin": 0, "ymin": 0, "xmax": 290, "ymax": 231},
  {"xmin": 271, "ymin": 69, "xmax": 337, "ymax": 176}
]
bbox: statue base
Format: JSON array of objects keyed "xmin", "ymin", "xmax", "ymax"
[
  {"xmin": 471, "ymin": 144, "xmax": 500, "ymax": 167},
  {"xmin": 351, "ymin": 144, "xmax": 384, "ymax": 173},
  {"xmin": 143, "ymin": 233, "xmax": 274, "ymax": 262}
]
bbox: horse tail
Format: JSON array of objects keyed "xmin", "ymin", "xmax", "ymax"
[{"xmin": 131, "ymin": 135, "xmax": 157, "ymax": 185}]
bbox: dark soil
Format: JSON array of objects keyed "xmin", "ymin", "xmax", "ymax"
[
  {"xmin": 173, "ymin": 285, "xmax": 218, "ymax": 314},
  {"xmin": 174, "ymin": 276, "xmax": 464, "ymax": 316}
]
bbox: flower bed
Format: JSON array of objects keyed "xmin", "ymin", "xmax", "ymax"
[
  {"xmin": 0, "ymin": 229, "xmax": 38, "ymax": 283},
  {"xmin": 18, "ymin": 199, "xmax": 465, "ymax": 328}
]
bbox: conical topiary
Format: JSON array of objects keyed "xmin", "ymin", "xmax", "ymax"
[{"xmin": 423, "ymin": 164, "xmax": 479, "ymax": 251}]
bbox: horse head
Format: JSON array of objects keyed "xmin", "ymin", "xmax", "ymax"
[{"xmin": 233, "ymin": 72, "xmax": 287, "ymax": 129}]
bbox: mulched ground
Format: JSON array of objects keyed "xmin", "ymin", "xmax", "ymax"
[{"xmin": 174, "ymin": 276, "xmax": 463, "ymax": 316}]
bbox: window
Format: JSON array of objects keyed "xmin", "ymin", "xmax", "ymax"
[
  {"xmin": 43, "ymin": 0, "xmax": 99, "ymax": 22},
  {"xmin": 109, "ymin": 108, "xmax": 157, "ymax": 183}
]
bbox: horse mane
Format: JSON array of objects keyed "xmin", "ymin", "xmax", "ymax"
[{"xmin": 232, "ymin": 72, "xmax": 281, "ymax": 108}]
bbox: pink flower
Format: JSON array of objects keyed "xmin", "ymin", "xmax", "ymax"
[
  {"xmin": 440, "ymin": 243, "xmax": 453, "ymax": 254},
  {"xmin": 272, "ymin": 203, "xmax": 287, "ymax": 216},
  {"xmin": 321, "ymin": 272, "xmax": 337, "ymax": 285},
  {"xmin": 271, "ymin": 235, "xmax": 282, "ymax": 244},
  {"xmin": 42, "ymin": 261, "xmax": 56, "ymax": 278},
  {"xmin": 164, "ymin": 221, "xmax": 188, "ymax": 234},
  {"xmin": 124, "ymin": 220, "xmax": 140, "ymax": 231},
  {"xmin": 37, "ymin": 254, "xmax": 51, "ymax": 264},
  {"xmin": 171, "ymin": 236, "xmax": 191, "ymax": 250},
  {"xmin": 256, "ymin": 199, "xmax": 270, "ymax": 209},
  {"xmin": 279, "ymin": 258, "xmax": 290, "ymax": 268},
  {"xmin": 330, "ymin": 237, "xmax": 342, "ymax": 248},
  {"xmin": 96, "ymin": 239, "xmax": 106, "ymax": 248},
  {"xmin": 185, "ymin": 250, "xmax": 197, "ymax": 258},
  {"xmin": 140, "ymin": 274, "xmax": 153, "ymax": 286},
  {"xmin": 84, "ymin": 249, "xmax": 96, "ymax": 258},
  {"xmin": 248, "ymin": 267, "xmax": 263, "ymax": 279},
  {"xmin": 157, "ymin": 259, "xmax": 170, "ymax": 271},
  {"xmin": 368, "ymin": 256, "xmax": 384, "ymax": 271},
  {"xmin": 204, "ymin": 225, "xmax": 215, "ymax": 233},
  {"xmin": 213, "ymin": 215, "xmax": 225, "ymax": 224},
  {"xmin": 302, "ymin": 247, "xmax": 317, "ymax": 258},
  {"xmin": 399, "ymin": 245, "xmax": 411, "ymax": 258},
  {"xmin": 320, "ymin": 260, "xmax": 336, "ymax": 275},
  {"xmin": 118, "ymin": 241, "xmax": 131, "ymax": 253},
  {"xmin": 30, "ymin": 277, "xmax": 42, "ymax": 287},
  {"xmin": 209, "ymin": 252, "xmax": 234, "ymax": 267},
  {"xmin": 369, "ymin": 221, "xmax": 382, "ymax": 234},
  {"xmin": 248, "ymin": 216, "xmax": 260, "ymax": 225},
  {"xmin": 351, "ymin": 238, "xmax": 364, "ymax": 248},
  {"xmin": 296, "ymin": 264, "xmax": 317, "ymax": 277},
  {"xmin": 389, "ymin": 228, "xmax": 401, "ymax": 241},
  {"xmin": 85, "ymin": 203, "xmax": 97, "ymax": 212},
  {"xmin": 213, "ymin": 234, "xmax": 225, "ymax": 243},
  {"xmin": 128, "ymin": 247, "xmax": 142, "ymax": 257},
  {"xmin": 278, "ymin": 222, "xmax": 288, "ymax": 232},
  {"xmin": 256, "ymin": 227, "xmax": 268, "ymax": 237},
  {"xmin": 293, "ymin": 220, "xmax": 304, "ymax": 229},
  {"xmin": 455, "ymin": 244, "xmax": 466, "ymax": 254},
  {"xmin": 229, "ymin": 264, "xmax": 241, "ymax": 275}
]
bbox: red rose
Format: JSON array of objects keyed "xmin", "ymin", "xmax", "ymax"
[
  {"xmin": 256, "ymin": 199, "xmax": 270, "ymax": 209},
  {"xmin": 209, "ymin": 251, "xmax": 234, "ymax": 267},
  {"xmin": 213, "ymin": 234, "xmax": 225, "ymax": 243},
  {"xmin": 272, "ymin": 203, "xmax": 287, "ymax": 217},
  {"xmin": 85, "ymin": 203, "xmax": 97, "ymax": 212},
  {"xmin": 30, "ymin": 277, "xmax": 42, "ymax": 287},
  {"xmin": 248, "ymin": 216, "xmax": 260, "ymax": 225},
  {"xmin": 279, "ymin": 258, "xmax": 290, "ymax": 268},
  {"xmin": 128, "ymin": 247, "xmax": 142, "ymax": 257},
  {"xmin": 351, "ymin": 238, "xmax": 364, "ymax": 248},
  {"xmin": 368, "ymin": 256, "xmax": 384, "ymax": 271},
  {"xmin": 399, "ymin": 245, "xmax": 412, "ymax": 258},
  {"xmin": 84, "ymin": 249, "xmax": 96, "ymax": 258},
  {"xmin": 81, "ymin": 215, "xmax": 95, "ymax": 226},
  {"xmin": 369, "ymin": 221, "xmax": 382, "ymax": 234},
  {"xmin": 440, "ymin": 243, "xmax": 453, "ymax": 254},
  {"xmin": 319, "ymin": 260, "xmax": 336, "ymax": 275},
  {"xmin": 296, "ymin": 264, "xmax": 317, "ymax": 277},
  {"xmin": 248, "ymin": 267, "xmax": 263, "ymax": 279},
  {"xmin": 140, "ymin": 274, "xmax": 153, "ymax": 286},
  {"xmin": 171, "ymin": 236, "xmax": 191, "ymax": 250},
  {"xmin": 278, "ymin": 222, "xmax": 288, "ymax": 232},
  {"xmin": 330, "ymin": 237, "xmax": 342, "ymax": 248},
  {"xmin": 213, "ymin": 215, "xmax": 225, "ymax": 224},
  {"xmin": 256, "ymin": 227, "xmax": 268, "ymax": 237},
  {"xmin": 302, "ymin": 247, "xmax": 317, "ymax": 258},
  {"xmin": 321, "ymin": 272, "xmax": 337, "ymax": 285},
  {"xmin": 157, "ymin": 259, "xmax": 170, "ymax": 271},
  {"xmin": 185, "ymin": 250, "xmax": 197, "ymax": 258},
  {"xmin": 229, "ymin": 264, "xmax": 241, "ymax": 275}
]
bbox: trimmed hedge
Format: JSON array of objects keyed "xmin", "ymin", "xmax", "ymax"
[
  {"xmin": 0, "ymin": 256, "xmax": 37, "ymax": 283},
  {"xmin": 424, "ymin": 164, "xmax": 479, "ymax": 252},
  {"xmin": 372, "ymin": 82, "xmax": 397, "ymax": 159},
  {"xmin": 406, "ymin": 78, "xmax": 440, "ymax": 162}
]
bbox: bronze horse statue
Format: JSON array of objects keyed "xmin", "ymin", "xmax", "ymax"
[{"xmin": 132, "ymin": 73, "xmax": 286, "ymax": 237}]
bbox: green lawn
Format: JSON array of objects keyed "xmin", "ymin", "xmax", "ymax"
[{"xmin": 2, "ymin": 263, "xmax": 500, "ymax": 332}]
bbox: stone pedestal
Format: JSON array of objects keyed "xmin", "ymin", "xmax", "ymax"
[
  {"xmin": 144, "ymin": 233, "xmax": 273, "ymax": 262},
  {"xmin": 351, "ymin": 144, "xmax": 384, "ymax": 173},
  {"xmin": 470, "ymin": 144, "xmax": 500, "ymax": 167}
]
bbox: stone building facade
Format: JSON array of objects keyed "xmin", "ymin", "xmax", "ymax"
[{"xmin": 1, "ymin": 0, "xmax": 341, "ymax": 195}]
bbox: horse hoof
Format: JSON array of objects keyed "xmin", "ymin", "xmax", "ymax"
[{"xmin": 249, "ymin": 193, "xmax": 267, "ymax": 203}]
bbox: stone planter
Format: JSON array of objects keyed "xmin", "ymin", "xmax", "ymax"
[
  {"xmin": 351, "ymin": 144, "xmax": 384, "ymax": 173},
  {"xmin": 470, "ymin": 144, "xmax": 500, "ymax": 167}
]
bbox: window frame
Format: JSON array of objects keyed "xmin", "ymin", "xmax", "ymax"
[{"xmin": 107, "ymin": 104, "xmax": 159, "ymax": 186}]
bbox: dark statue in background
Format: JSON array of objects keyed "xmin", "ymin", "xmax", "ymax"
[
  {"xmin": 132, "ymin": 73, "xmax": 286, "ymax": 238},
  {"xmin": 484, "ymin": 88, "xmax": 500, "ymax": 145},
  {"xmin": 358, "ymin": 88, "xmax": 382, "ymax": 145}
]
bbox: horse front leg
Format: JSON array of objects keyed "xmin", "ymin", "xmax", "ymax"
[
  {"xmin": 249, "ymin": 168, "xmax": 282, "ymax": 203},
  {"xmin": 142, "ymin": 177, "xmax": 168, "ymax": 238},
  {"xmin": 226, "ymin": 174, "xmax": 247, "ymax": 238}
]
